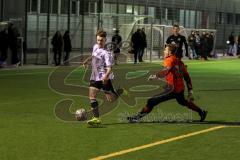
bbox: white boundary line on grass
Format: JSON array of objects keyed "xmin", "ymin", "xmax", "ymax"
[
  {"xmin": 89, "ymin": 125, "xmax": 226, "ymax": 160},
  {"xmin": 228, "ymin": 126, "xmax": 240, "ymax": 128},
  {"xmin": 0, "ymin": 58, "xmax": 238, "ymax": 76}
]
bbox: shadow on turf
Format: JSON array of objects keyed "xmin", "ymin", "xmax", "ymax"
[
  {"xmin": 103, "ymin": 120, "xmax": 240, "ymax": 126},
  {"xmin": 198, "ymin": 89, "xmax": 240, "ymax": 92},
  {"xmin": 87, "ymin": 125, "xmax": 107, "ymax": 129}
]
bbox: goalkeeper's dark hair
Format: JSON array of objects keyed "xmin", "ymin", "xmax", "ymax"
[
  {"xmin": 173, "ymin": 24, "xmax": 180, "ymax": 28},
  {"xmin": 96, "ymin": 29, "xmax": 107, "ymax": 38},
  {"xmin": 165, "ymin": 44, "xmax": 178, "ymax": 54}
]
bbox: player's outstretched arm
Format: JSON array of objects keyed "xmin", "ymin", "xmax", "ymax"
[
  {"xmin": 148, "ymin": 74, "xmax": 157, "ymax": 81},
  {"xmin": 156, "ymin": 67, "xmax": 171, "ymax": 78},
  {"xmin": 148, "ymin": 67, "xmax": 171, "ymax": 81},
  {"xmin": 82, "ymin": 56, "xmax": 92, "ymax": 68},
  {"xmin": 102, "ymin": 67, "xmax": 112, "ymax": 84}
]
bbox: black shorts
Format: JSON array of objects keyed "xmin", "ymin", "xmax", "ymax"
[{"xmin": 89, "ymin": 80, "xmax": 116, "ymax": 94}]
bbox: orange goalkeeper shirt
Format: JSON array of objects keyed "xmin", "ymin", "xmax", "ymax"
[{"xmin": 163, "ymin": 55, "xmax": 191, "ymax": 93}]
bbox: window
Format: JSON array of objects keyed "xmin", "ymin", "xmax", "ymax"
[
  {"xmin": 126, "ymin": 5, "xmax": 133, "ymax": 14},
  {"xmin": 179, "ymin": 9, "xmax": 184, "ymax": 26},
  {"xmin": 139, "ymin": 6, "xmax": 145, "ymax": 15},
  {"xmin": 111, "ymin": 4, "xmax": 117, "ymax": 13},
  {"xmin": 104, "ymin": 3, "xmax": 111, "ymax": 13},
  {"xmin": 61, "ymin": 0, "xmax": 68, "ymax": 14},
  {"xmin": 236, "ymin": 14, "xmax": 240, "ymax": 25},
  {"xmin": 40, "ymin": 0, "xmax": 48, "ymax": 13},
  {"xmin": 217, "ymin": 12, "xmax": 224, "ymax": 24},
  {"xmin": 119, "ymin": 4, "xmax": 125, "ymax": 14},
  {"xmin": 167, "ymin": 8, "xmax": 174, "ymax": 21},
  {"xmin": 79, "ymin": 0, "xmax": 89, "ymax": 15},
  {"xmin": 30, "ymin": 0, "xmax": 38, "ymax": 13},
  {"xmin": 167, "ymin": 8, "xmax": 179, "ymax": 22},
  {"xmin": 52, "ymin": 0, "xmax": 58, "ymax": 14},
  {"xmin": 134, "ymin": 6, "xmax": 138, "ymax": 15},
  {"xmin": 227, "ymin": 13, "xmax": 234, "ymax": 24},
  {"xmin": 148, "ymin": 7, "xmax": 155, "ymax": 17},
  {"xmin": 196, "ymin": 11, "xmax": 202, "ymax": 28},
  {"xmin": 39, "ymin": 0, "xmax": 59, "ymax": 14},
  {"xmin": 189, "ymin": 10, "xmax": 196, "ymax": 28},
  {"xmin": 71, "ymin": 1, "xmax": 77, "ymax": 14},
  {"xmin": 89, "ymin": 2, "xmax": 97, "ymax": 13}
]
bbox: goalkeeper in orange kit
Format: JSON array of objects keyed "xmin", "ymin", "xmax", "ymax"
[{"xmin": 127, "ymin": 44, "xmax": 207, "ymax": 122}]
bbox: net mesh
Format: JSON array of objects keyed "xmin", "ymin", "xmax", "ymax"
[{"xmin": 32, "ymin": 13, "xmax": 217, "ymax": 64}]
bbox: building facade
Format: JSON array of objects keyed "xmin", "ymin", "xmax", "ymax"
[{"xmin": 1, "ymin": 0, "xmax": 240, "ymax": 62}]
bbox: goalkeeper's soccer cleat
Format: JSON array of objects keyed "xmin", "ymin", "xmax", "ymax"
[
  {"xmin": 199, "ymin": 110, "xmax": 208, "ymax": 122},
  {"xmin": 127, "ymin": 116, "xmax": 140, "ymax": 123},
  {"xmin": 87, "ymin": 117, "xmax": 102, "ymax": 125}
]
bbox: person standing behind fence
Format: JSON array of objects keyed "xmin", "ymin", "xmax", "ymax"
[
  {"xmin": 227, "ymin": 32, "xmax": 236, "ymax": 56},
  {"xmin": 0, "ymin": 28, "xmax": 9, "ymax": 67},
  {"xmin": 188, "ymin": 31, "xmax": 197, "ymax": 59},
  {"xmin": 8, "ymin": 23, "xmax": 20, "ymax": 66},
  {"xmin": 166, "ymin": 24, "xmax": 189, "ymax": 59},
  {"xmin": 194, "ymin": 31, "xmax": 201, "ymax": 59},
  {"xmin": 111, "ymin": 29, "xmax": 122, "ymax": 65},
  {"xmin": 131, "ymin": 29, "xmax": 142, "ymax": 64},
  {"xmin": 139, "ymin": 28, "xmax": 147, "ymax": 62},
  {"xmin": 237, "ymin": 34, "xmax": 240, "ymax": 56},
  {"xmin": 52, "ymin": 31, "xmax": 63, "ymax": 66},
  {"xmin": 63, "ymin": 31, "xmax": 72, "ymax": 65},
  {"xmin": 207, "ymin": 32, "xmax": 214, "ymax": 58},
  {"xmin": 200, "ymin": 31, "xmax": 208, "ymax": 60}
]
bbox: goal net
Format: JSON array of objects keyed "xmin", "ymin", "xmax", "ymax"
[
  {"xmin": 31, "ymin": 13, "xmax": 217, "ymax": 65},
  {"xmin": 131, "ymin": 24, "xmax": 217, "ymax": 61}
]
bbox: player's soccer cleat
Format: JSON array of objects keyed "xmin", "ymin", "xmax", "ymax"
[
  {"xmin": 200, "ymin": 110, "xmax": 208, "ymax": 122},
  {"xmin": 115, "ymin": 88, "xmax": 124, "ymax": 97},
  {"xmin": 87, "ymin": 117, "xmax": 102, "ymax": 125},
  {"xmin": 115, "ymin": 88, "xmax": 129, "ymax": 97},
  {"xmin": 127, "ymin": 116, "xmax": 140, "ymax": 123}
]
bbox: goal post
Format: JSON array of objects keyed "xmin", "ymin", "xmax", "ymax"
[{"xmin": 132, "ymin": 24, "xmax": 217, "ymax": 61}]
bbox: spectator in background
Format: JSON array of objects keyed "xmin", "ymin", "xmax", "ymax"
[
  {"xmin": 63, "ymin": 30, "xmax": 72, "ymax": 66},
  {"xmin": 200, "ymin": 31, "xmax": 208, "ymax": 60},
  {"xmin": 194, "ymin": 31, "xmax": 201, "ymax": 59},
  {"xmin": 207, "ymin": 32, "xmax": 215, "ymax": 57},
  {"xmin": 52, "ymin": 31, "xmax": 63, "ymax": 66},
  {"xmin": 139, "ymin": 28, "xmax": 147, "ymax": 62},
  {"xmin": 111, "ymin": 29, "xmax": 122, "ymax": 65},
  {"xmin": 0, "ymin": 28, "xmax": 9, "ymax": 67},
  {"xmin": 8, "ymin": 23, "xmax": 20, "ymax": 66},
  {"xmin": 227, "ymin": 32, "xmax": 236, "ymax": 56},
  {"xmin": 131, "ymin": 29, "xmax": 142, "ymax": 64},
  {"xmin": 237, "ymin": 33, "xmax": 240, "ymax": 56},
  {"xmin": 188, "ymin": 31, "xmax": 197, "ymax": 59}
]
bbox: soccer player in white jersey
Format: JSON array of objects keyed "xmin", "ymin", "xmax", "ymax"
[{"xmin": 83, "ymin": 30, "xmax": 119, "ymax": 125}]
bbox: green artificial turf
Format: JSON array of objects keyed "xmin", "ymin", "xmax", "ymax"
[{"xmin": 0, "ymin": 58, "xmax": 240, "ymax": 160}]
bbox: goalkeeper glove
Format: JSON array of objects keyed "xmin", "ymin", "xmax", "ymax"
[
  {"xmin": 188, "ymin": 90, "xmax": 194, "ymax": 102},
  {"xmin": 148, "ymin": 74, "xmax": 157, "ymax": 81}
]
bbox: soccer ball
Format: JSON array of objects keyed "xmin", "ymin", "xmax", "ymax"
[{"xmin": 75, "ymin": 108, "xmax": 87, "ymax": 121}]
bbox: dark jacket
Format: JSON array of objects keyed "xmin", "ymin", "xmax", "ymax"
[
  {"xmin": 0, "ymin": 30, "xmax": 9, "ymax": 50},
  {"xmin": 63, "ymin": 32, "xmax": 72, "ymax": 52},
  {"xmin": 51, "ymin": 32, "xmax": 63, "ymax": 51}
]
